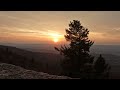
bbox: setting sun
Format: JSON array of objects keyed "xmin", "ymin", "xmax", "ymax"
[
  {"xmin": 53, "ymin": 38, "xmax": 59, "ymax": 42},
  {"xmin": 48, "ymin": 33, "xmax": 63, "ymax": 43}
]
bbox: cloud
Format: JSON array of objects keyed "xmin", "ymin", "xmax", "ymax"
[
  {"xmin": 0, "ymin": 25, "xmax": 64, "ymax": 39},
  {"xmin": 0, "ymin": 11, "xmax": 120, "ymax": 44},
  {"xmin": 102, "ymin": 27, "xmax": 120, "ymax": 37}
]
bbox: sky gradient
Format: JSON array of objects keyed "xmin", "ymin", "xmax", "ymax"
[{"xmin": 0, "ymin": 11, "xmax": 120, "ymax": 45}]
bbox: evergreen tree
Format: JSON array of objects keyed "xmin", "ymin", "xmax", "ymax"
[
  {"xmin": 55, "ymin": 20, "xmax": 94, "ymax": 78},
  {"xmin": 94, "ymin": 54, "xmax": 111, "ymax": 79}
]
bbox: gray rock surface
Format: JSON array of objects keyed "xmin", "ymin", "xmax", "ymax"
[{"xmin": 0, "ymin": 63, "xmax": 71, "ymax": 79}]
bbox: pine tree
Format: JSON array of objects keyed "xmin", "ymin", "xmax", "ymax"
[
  {"xmin": 94, "ymin": 54, "xmax": 111, "ymax": 79},
  {"xmin": 55, "ymin": 20, "xmax": 94, "ymax": 78}
]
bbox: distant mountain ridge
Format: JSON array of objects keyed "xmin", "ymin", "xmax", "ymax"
[
  {"xmin": 0, "ymin": 45, "xmax": 62, "ymax": 75},
  {"xmin": 0, "ymin": 44, "xmax": 120, "ymax": 79},
  {"xmin": 1, "ymin": 43, "xmax": 120, "ymax": 55}
]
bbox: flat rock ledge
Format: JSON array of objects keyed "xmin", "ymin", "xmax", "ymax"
[{"xmin": 0, "ymin": 63, "xmax": 72, "ymax": 79}]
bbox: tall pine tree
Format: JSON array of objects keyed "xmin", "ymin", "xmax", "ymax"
[{"xmin": 55, "ymin": 20, "xmax": 94, "ymax": 78}]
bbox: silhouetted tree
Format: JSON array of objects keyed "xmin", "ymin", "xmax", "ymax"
[
  {"xmin": 94, "ymin": 54, "xmax": 111, "ymax": 79},
  {"xmin": 55, "ymin": 20, "xmax": 94, "ymax": 78},
  {"xmin": 55, "ymin": 20, "xmax": 110, "ymax": 79}
]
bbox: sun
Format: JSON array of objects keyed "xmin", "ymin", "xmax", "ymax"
[
  {"xmin": 49, "ymin": 33, "xmax": 62, "ymax": 43},
  {"xmin": 53, "ymin": 38, "xmax": 59, "ymax": 43}
]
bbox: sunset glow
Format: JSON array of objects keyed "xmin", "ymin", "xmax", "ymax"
[
  {"xmin": 0, "ymin": 11, "xmax": 120, "ymax": 45},
  {"xmin": 53, "ymin": 38, "xmax": 58, "ymax": 42},
  {"xmin": 0, "ymin": 11, "xmax": 120, "ymax": 80},
  {"xmin": 49, "ymin": 33, "xmax": 63, "ymax": 43}
]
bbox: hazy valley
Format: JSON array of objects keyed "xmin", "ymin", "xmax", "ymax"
[{"xmin": 0, "ymin": 44, "xmax": 120, "ymax": 79}]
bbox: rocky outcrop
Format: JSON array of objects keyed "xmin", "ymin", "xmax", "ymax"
[{"xmin": 0, "ymin": 63, "xmax": 71, "ymax": 79}]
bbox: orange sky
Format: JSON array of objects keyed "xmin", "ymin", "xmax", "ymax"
[{"xmin": 0, "ymin": 11, "xmax": 120, "ymax": 45}]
